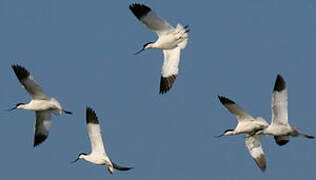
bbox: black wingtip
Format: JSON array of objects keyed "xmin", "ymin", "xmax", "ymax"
[
  {"xmin": 218, "ymin": 96, "xmax": 235, "ymax": 105},
  {"xmin": 159, "ymin": 75, "xmax": 177, "ymax": 95},
  {"xmin": 34, "ymin": 134, "xmax": 47, "ymax": 147},
  {"xmin": 112, "ymin": 161, "xmax": 133, "ymax": 171},
  {"xmin": 12, "ymin": 64, "xmax": 30, "ymax": 82},
  {"xmin": 274, "ymin": 74, "xmax": 286, "ymax": 92},
  {"xmin": 86, "ymin": 107, "xmax": 99, "ymax": 124},
  {"xmin": 274, "ymin": 136, "xmax": 290, "ymax": 146},
  {"xmin": 129, "ymin": 3, "xmax": 151, "ymax": 20}
]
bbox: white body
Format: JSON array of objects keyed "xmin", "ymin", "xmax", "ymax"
[{"xmin": 18, "ymin": 98, "xmax": 63, "ymax": 114}]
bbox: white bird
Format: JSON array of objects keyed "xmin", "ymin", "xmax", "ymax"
[
  {"xmin": 10, "ymin": 64, "xmax": 72, "ymax": 147},
  {"xmin": 72, "ymin": 107, "xmax": 132, "ymax": 174},
  {"xmin": 256, "ymin": 74, "xmax": 314, "ymax": 145},
  {"xmin": 217, "ymin": 96, "xmax": 268, "ymax": 172},
  {"xmin": 129, "ymin": 3, "xmax": 189, "ymax": 94}
]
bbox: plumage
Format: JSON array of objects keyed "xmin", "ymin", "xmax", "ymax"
[
  {"xmin": 12, "ymin": 64, "xmax": 48, "ymax": 100},
  {"xmin": 246, "ymin": 135, "xmax": 266, "ymax": 172},
  {"xmin": 160, "ymin": 75, "xmax": 177, "ymax": 94},
  {"xmin": 86, "ymin": 107, "xmax": 106, "ymax": 154},
  {"xmin": 34, "ymin": 111, "xmax": 51, "ymax": 147},
  {"xmin": 129, "ymin": 4, "xmax": 151, "ymax": 20},
  {"xmin": 274, "ymin": 136, "xmax": 290, "ymax": 146},
  {"xmin": 218, "ymin": 96, "xmax": 256, "ymax": 122},
  {"xmin": 129, "ymin": 3, "xmax": 174, "ymax": 36}
]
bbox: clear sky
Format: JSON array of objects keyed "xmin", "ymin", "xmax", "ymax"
[{"xmin": 1, "ymin": 0, "xmax": 316, "ymax": 179}]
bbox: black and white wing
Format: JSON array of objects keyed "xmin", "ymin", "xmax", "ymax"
[
  {"xmin": 245, "ymin": 135, "xmax": 266, "ymax": 172},
  {"xmin": 129, "ymin": 3, "xmax": 174, "ymax": 36},
  {"xmin": 160, "ymin": 47, "xmax": 181, "ymax": 94},
  {"xmin": 218, "ymin": 96, "xmax": 256, "ymax": 122},
  {"xmin": 12, "ymin": 64, "xmax": 49, "ymax": 100},
  {"xmin": 86, "ymin": 107, "xmax": 107, "ymax": 155},
  {"xmin": 271, "ymin": 74, "xmax": 288, "ymax": 126},
  {"xmin": 34, "ymin": 111, "xmax": 52, "ymax": 147}
]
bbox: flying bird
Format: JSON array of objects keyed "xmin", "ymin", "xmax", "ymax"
[
  {"xmin": 256, "ymin": 74, "xmax": 314, "ymax": 145},
  {"xmin": 10, "ymin": 64, "xmax": 72, "ymax": 147},
  {"xmin": 217, "ymin": 96, "xmax": 268, "ymax": 172},
  {"xmin": 72, "ymin": 107, "xmax": 132, "ymax": 174},
  {"xmin": 129, "ymin": 3, "xmax": 189, "ymax": 94}
]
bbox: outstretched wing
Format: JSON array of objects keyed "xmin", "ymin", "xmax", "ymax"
[
  {"xmin": 86, "ymin": 107, "xmax": 107, "ymax": 155},
  {"xmin": 160, "ymin": 47, "xmax": 181, "ymax": 94},
  {"xmin": 129, "ymin": 3, "xmax": 174, "ymax": 36},
  {"xmin": 245, "ymin": 135, "xmax": 266, "ymax": 172},
  {"xmin": 218, "ymin": 96, "xmax": 256, "ymax": 122},
  {"xmin": 34, "ymin": 111, "xmax": 52, "ymax": 147},
  {"xmin": 12, "ymin": 64, "xmax": 49, "ymax": 100},
  {"xmin": 271, "ymin": 74, "xmax": 288, "ymax": 126}
]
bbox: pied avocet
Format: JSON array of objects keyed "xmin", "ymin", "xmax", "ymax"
[
  {"xmin": 10, "ymin": 64, "xmax": 72, "ymax": 147},
  {"xmin": 129, "ymin": 3, "xmax": 189, "ymax": 94},
  {"xmin": 72, "ymin": 107, "xmax": 132, "ymax": 174},
  {"xmin": 256, "ymin": 74, "xmax": 314, "ymax": 146},
  {"xmin": 217, "ymin": 96, "xmax": 268, "ymax": 171}
]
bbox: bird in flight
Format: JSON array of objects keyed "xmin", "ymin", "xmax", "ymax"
[
  {"xmin": 72, "ymin": 107, "xmax": 133, "ymax": 174},
  {"xmin": 10, "ymin": 64, "xmax": 72, "ymax": 147},
  {"xmin": 256, "ymin": 74, "xmax": 314, "ymax": 145},
  {"xmin": 129, "ymin": 3, "xmax": 189, "ymax": 94},
  {"xmin": 217, "ymin": 96, "xmax": 268, "ymax": 172}
]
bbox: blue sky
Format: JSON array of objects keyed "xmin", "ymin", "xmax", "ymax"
[{"xmin": 1, "ymin": 0, "xmax": 316, "ymax": 179}]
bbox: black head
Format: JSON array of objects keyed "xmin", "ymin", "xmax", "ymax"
[
  {"xmin": 6, "ymin": 103, "xmax": 25, "ymax": 111},
  {"xmin": 224, "ymin": 129, "xmax": 234, "ymax": 133},
  {"xmin": 72, "ymin": 153, "xmax": 87, "ymax": 163},
  {"xmin": 16, "ymin": 103, "xmax": 25, "ymax": 107},
  {"xmin": 133, "ymin": 42, "xmax": 154, "ymax": 55},
  {"xmin": 215, "ymin": 128, "xmax": 234, "ymax": 138},
  {"xmin": 143, "ymin": 42, "xmax": 153, "ymax": 48}
]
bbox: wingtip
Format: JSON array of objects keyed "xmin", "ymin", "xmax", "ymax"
[
  {"xmin": 274, "ymin": 136, "xmax": 290, "ymax": 146},
  {"xmin": 218, "ymin": 96, "xmax": 235, "ymax": 105},
  {"xmin": 12, "ymin": 64, "xmax": 30, "ymax": 82},
  {"xmin": 254, "ymin": 154, "xmax": 266, "ymax": 172},
  {"xmin": 86, "ymin": 106, "xmax": 99, "ymax": 124},
  {"xmin": 159, "ymin": 75, "xmax": 177, "ymax": 95},
  {"xmin": 274, "ymin": 74, "xmax": 286, "ymax": 92},
  {"xmin": 33, "ymin": 134, "xmax": 47, "ymax": 147},
  {"xmin": 129, "ymin": 3, "xmax": 151, "ymax": 20}
]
